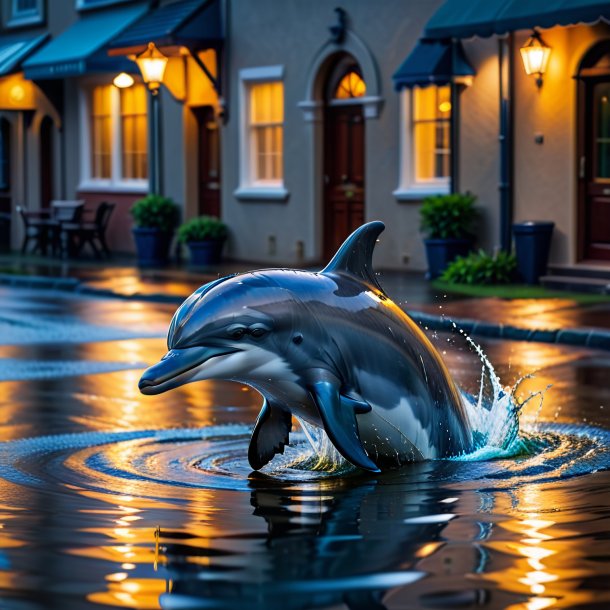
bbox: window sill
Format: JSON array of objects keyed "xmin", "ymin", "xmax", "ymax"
[
  {"xmin": 7, "ymin": 14, "xmax": 43, "ymax": 28},
  {"xmin": 78, "ymin": 181, "xmax": 148, "ymax": 195},
  {"xmin": 234, "ymin": 186, "xmax": 289, "ymax": 202},
  {"xmin": 76, "ymin": 0, "xmax": 131, "ymax": 10},
  {"xmin": 393, "ymin": 184, "xmax": 451, "ymax": 202}
]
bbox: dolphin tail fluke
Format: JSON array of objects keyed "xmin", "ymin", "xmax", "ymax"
[
  {"xmin": 321, "ymin": 221, "xmax": 386, "ymax": 295},
  {"xmin": 248, "ymin": 398, "xmax": 292, "ymax": 470},
  {"xmin": 309, "ymin": 380, "xmax": 380, "ymax": 473}
]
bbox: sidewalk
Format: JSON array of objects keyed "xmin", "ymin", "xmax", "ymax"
[{"xmin": 2, "ymin": 252, "xmax": 610, "ymax": 350}]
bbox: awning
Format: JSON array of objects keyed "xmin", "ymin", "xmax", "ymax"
[
  {"xmin": 393, "ymin": 39, "xmax": 475, "ymax": 90},
  {"xmin": 108, "ymin": 0, "xmax": 222, "ymax": 55},
  {"xmin": 0, "ymin": 34, "xmax": 48, "ymax": 76},
  {"xmin": 22, "ymin": 3, "xmax": 148, "ymax": 79},
  {"xmin": 425, "ymin": 0, "xmax": 610, "ymax": 39}
]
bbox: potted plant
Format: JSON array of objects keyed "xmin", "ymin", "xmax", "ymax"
[
  {"xmin": 420, "ymin": 192, "xmax": 478, "ymax": 279},
  {"xmin": 178, "ymin": 215, "xmax": 228, "ymax": 266},
  {"xmin": 130, "ymin": 194, "xmax": 179, "ymax": 267}
]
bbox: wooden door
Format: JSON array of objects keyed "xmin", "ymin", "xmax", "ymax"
[
  {"xmin": 323, "ymin": 104, "xmax": 365, "ymax": 260},
  {"xmin": 194, "ymin": 106, "xmax": 221, "ymax": 218},
  {"xmin": 579, "ymin": 78, "xmax": 610, "ymax": 261},
  {"xmin": 40, "ymin": 116, "xmax": 53, "ymax": 210}
]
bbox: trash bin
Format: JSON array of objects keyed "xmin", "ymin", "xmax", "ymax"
[
  {"xmin": 0, "ymin": 212, "xmax": 10, "ymax": 252},
  {"xmin": 512, "ymin": 221, "xmax": 554, "ymax": 285}
]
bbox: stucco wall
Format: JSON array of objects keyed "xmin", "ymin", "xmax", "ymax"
[
  {"xmin": 223, "ymin": 0, "xmax": 446, "ymax": 268},
  {"xmin": 512, "ymin": 23, "xmax": 610, "ymax": 265}
]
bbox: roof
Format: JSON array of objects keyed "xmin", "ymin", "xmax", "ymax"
[
  {"xmin": 109, "ymin": 0, "xmax": 222, "ymax": 54},
  {"xmin": 425, "ymin": 0, "xmax": 610, "ymax": 39},
  {"xmin": 0, "ymin": 34, "xmax": 48, "ymax": 76},
  {"xmin": 23, "ymin": 3, "xmax": 148, "ymax": 79}
]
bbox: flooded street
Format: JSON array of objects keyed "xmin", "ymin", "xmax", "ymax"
[{"xmin": 0, "ymin": 286, "xmax": 608, "ymax": 610}]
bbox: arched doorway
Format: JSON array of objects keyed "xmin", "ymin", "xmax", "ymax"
[
  {"xmin": 323, "ymin": 55, "xmax": 366, "ymax": 259},
  {"xmin": 577, "ymin": 40, "xmax": 610, "ymax": 261},
  {"xmin": 39, "ymin": 116, "xmax": 53, "ymax": 210}
]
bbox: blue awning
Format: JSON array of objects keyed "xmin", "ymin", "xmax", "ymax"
[
  {"xmin": 23, "ymin": 3, "xmax": 148, "ymax": 79},
  {"xmin": 109, "ymin": 0, "xmax": 222, "ymax": 55},
  {"xmin": 425, "ymin": 0, "xmax": 610, "ymax": 39},
  {"xmin": 393, "ymin": 39, "xmax": 475, "ymax": 90},
  {"xmin": 0, "ymin": 34, "xmax": 48, "ymax": 76}
]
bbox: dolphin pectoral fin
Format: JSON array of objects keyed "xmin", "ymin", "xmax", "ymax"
[
  {"xmin": 340, "ymin": 394, "xmax": 372, "ymax": 414},
  {"xmin": 248, "ymin": 398, "xmax": 292, "ymax": 470},
  {"xmin": 309, "ymin": 381, "xmax": 380, "ymax": 473}
]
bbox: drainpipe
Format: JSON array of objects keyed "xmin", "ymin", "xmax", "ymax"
[
  {"xmin": 498, "ymin": 34, "xmax": 514, "ymax": 252},
  {"xmin": 450, "ymin": 39, "xmax": 460, "ymax": 194}
]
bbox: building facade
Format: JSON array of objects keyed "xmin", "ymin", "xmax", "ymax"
[{"xmin": 2, "ymin": 0, "xmax": 610, "ymax": 276}]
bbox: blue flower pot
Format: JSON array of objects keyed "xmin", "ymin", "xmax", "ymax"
[
  {"xmin": 187, "ymin": 239, "xmax": 225, "ymax": 266},
  {"xmin": 424, "ymin": 238, "xmax": 472, "ymax": 279},
  {"xmin": 132, "ymin": 227, "xmax": 173, "ymax": 267}
]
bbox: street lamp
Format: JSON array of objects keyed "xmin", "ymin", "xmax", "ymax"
[
  {"xmin": 134, "ymin": 42, "xmax": 168, "ymax": 194},
  {"xmin": 520, "ymin": 31, "xmax": 551, "ymax": 89}
]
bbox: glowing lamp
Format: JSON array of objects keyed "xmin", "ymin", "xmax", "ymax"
[
  {"xmin": 113, "ymin": 72, "xmax": 134, "ymax": 89},
  {"xmin": 135, "ymin": 42, "xmax": 168, "ymax": 92},
  {"xmin": 520, "ymin": 31, "xmax": 551, "ymax": 88}
]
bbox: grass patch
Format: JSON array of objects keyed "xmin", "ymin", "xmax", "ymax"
[{"xmin": 432, "ymin": 280, "xmax": 610, "ymax": 304}]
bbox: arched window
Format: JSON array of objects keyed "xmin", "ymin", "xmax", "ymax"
[{"xmin": 334, "ymin": 71, "xmax": 366, "ymax": 99}]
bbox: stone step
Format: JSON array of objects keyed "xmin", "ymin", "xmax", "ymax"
[
  {"xmin": 547, "ymin": 263, "xmax": 610, "ymax": 280},
  {"xmin": 540, "ymin": 274, "xmax": 610, "ymax": 294}
]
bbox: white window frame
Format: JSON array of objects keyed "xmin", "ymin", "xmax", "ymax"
[
  {"xmin": 394, "ymin": 88, "xmax": 451, "ymax": 201},
  {"xmin": 7, "ymin": 0, "xmax": 44, "ymax": 27},
  {"xmin": 234, "ymin": 65, "xmax": 289, "ymax": 202},
  {"xmin": 78, "ymin": 83, "xmax": 148, "ymax": 194}
]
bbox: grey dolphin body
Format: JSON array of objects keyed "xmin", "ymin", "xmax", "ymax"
[{"xmin": 139, "ymin": 222, "xmax": 474, "ymax": 472}]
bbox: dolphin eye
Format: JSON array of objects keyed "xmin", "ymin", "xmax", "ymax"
[
  {"xmin": 227, "ymin": 324, "xmax": 247, "ymax": 339},
  {"xmin": 249, "ymin": 324, "xmax": 270, "ymax": 338}
]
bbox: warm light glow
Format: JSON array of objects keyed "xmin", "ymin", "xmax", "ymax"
[
  {"xmin": 113, "ymin": 72, "xmax": 134, "ymax": 89},
  {"xmin": 9, "ymin": 84, "xmax": 25, "ymax": 103},
  {"xmin": 520, "ymin": 32, "xmax": 551, "ymax": 83},
  {"xmin": 135, "ymin": 42, "xmax": 168, "ymax": 90},
  {"xmin": 438, "ymin": 101, "xmax": 452, "ymax": 113},
  {"xmin": 334, "ymin": 71, "xmax": 366, "ymax": 99}
]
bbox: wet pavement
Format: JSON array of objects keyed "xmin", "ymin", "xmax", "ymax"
[{"xmin": 0, "ymin": 285, "xmax": 608, "ymax": 609}]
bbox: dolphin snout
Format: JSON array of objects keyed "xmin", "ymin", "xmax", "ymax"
[{"xmin": 139, "ymin": 346, "xmax": 238, "ymax": 395}]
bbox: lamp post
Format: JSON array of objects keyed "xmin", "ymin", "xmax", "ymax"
[
  {"xmin": 135, "ymin": 42, "xmax": 168, "ymax": 194},
  {"xmin": 520, "ymin": 31, "xmax": 551, "ymax": 89}
]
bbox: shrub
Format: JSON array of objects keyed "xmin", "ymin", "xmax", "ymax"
[
  {"xmin": 130, "ymin": 195, "xmax": 179, "ymax": 232},
  {"xmin": 441, "ymin": 250, "xmax": 517, "ymax": 285},
  {"xmin": 420, "ymin": 192, "xmax": 478, "ymax": 239},
  {"xmin": 178, "ymin": 216, "xmax": 228, "ymax": 243}
]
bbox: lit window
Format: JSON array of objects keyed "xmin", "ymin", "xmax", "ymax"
[
  {"xmin": 334, "ymin": 71, "xmax": 366, "ymax": 99},
  {"xmin": 395, "ymin": 84, "xmax": 452, "ymax": 198},
  {"xmin": 83, "ymin": 83, "xmax": 148, "ymax": 189},
  {"xmin": 8, "ymin": 0, "xmax": 43, "ymax": 26},
  {"xmin": 91, "ymin": 85, "xmax": 112, "ymax": 179},
  {"xmin": 413, "ymin": 85, "xmax": 451, "ymax": 181},
  {"xmin": 120, "ymin": 85, "xmax": 148, "ymax": 180},
  {"xmin": 249, "ymin": 81, "xmax": 283, "ymax": 183}
]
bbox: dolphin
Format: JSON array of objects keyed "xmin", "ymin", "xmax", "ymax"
[{"xmin": 139, "ymin": 221, "xmax": 474, "ymax": 472}]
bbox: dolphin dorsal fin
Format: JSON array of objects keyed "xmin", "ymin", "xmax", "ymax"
[{"xmin": 321, "ymin": 221, "xmax": 386, "ymax": 294}]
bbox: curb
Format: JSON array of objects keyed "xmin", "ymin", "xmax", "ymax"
[
  {"xmin": 2, "ymin": 272, "xmax": 610, "ymax": 351},
  {"xmin": 407, "ymin": 310, "xmax": 610, "ymax": 351}
]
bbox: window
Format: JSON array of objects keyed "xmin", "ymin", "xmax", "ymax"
[
  {"xmin": 0, "ymin": 119, "xmax": 10, "ymax": 192},
  {"xmin": 120, "ymin": 85, "xmax": 148, "ymax": 180},
  {"xmin": 395, "ymin": 85, "xmax": 452, "ymax": 199},
  {"xmin": 235, "ymin": 65, "xmax": 287, "ymax": 201},
  {"xmin": 334, "ymin": 71, "xmax": 366, "ymax": 99},
  {"xmin": 81, "ymin": 83, "xmax": 148, "ymax": 191},
  {"xmin": 8, "ymin": 0, "xmax": 44, "ymax": 27},
  {"xmin": 249, "ymin": 82, "xmax": 283, "ymax": 184}
]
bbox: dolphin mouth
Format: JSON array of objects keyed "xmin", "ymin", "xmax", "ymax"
[{"xmin": 139, "ymin": 346, "xmax": 239, "ymax": 395}]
